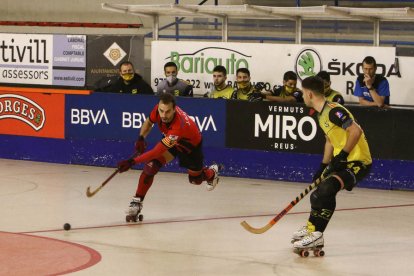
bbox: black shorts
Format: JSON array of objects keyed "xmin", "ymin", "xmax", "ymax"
[
  {"xmin": 336, "ymin": 161, "xmax": 372, "ymax": 191},
  {"xmin": 168, "ymin": 141, "xmax": 204, "ymax": 171}
]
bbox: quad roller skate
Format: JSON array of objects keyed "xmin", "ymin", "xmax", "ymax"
[
  {"xmin": 293, "ymin": 231, "xmax": 325, "ymax": 257},
  {"xmin": 291, "ymin": 221, "xmax": 315, "ymax": 244},
  {"xmin": 206, "ymin": 163, "xmax": 224, "ymax": 191},
  {"xmin": 125, "ymin": 196, "xmax": 144, "ymax": 222}
]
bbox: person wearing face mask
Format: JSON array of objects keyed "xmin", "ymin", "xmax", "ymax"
[
  {"xmin": 316, "ymin": 71, "xmax": 345, "ymax": 105},
  {"xmin": 96, "ymin": 61, "xmax": 154, "ymax": 95},
  {"xmin": 156, "ymin": 62, "xmax": 193, "ymax": 97},
  {"xmin": 354, "ymin": 56, "xmax": 390, "ymax": 108},
  {"xmin": 231, "ymin": 68, "xmax": 260, "ymax": 101},
  {"xmin": 263, "ymin": 71, "xmax": 303, "ymax": 103}
]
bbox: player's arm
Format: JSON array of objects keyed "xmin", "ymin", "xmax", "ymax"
[
  {"xmin": 342, "ymin": 121, "xmax": 363, "ymax": 153},
  {"xmin": 366, "ymin": 88, "xmax": 385, "ymax": 107},
  {"xmin": 322, "ymin": 137, "xmax": 334, "ymax": 164},
  {"xmin": 139, "ymin": 118, "xmax": 154, "ymax": 138},
  {"xmin": 358, "ymin": 96, "xmax": 379, "ymax": 107}
]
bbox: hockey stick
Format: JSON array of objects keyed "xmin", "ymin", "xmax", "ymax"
[
  {"xmin": 86, "ymin": 169, "xmax": 119, "ymax": 197},
  {"xmin": 240, "ymin": 177, "xmax": 322, "ymax": 234},
  {"xmin": 86, "ymin": 152, "xmax": 139, "ymax": 198}
]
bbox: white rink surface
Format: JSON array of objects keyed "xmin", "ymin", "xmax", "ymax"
[{"xmin": 1, "ymin": 158, "xmax": 414, "ymax": 276}]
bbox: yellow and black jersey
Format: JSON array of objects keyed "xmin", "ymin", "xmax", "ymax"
[
  {"xmin": 232, "ymin": 85, "xmax": 255, "ymax": 101},
  {"xmin": 211, "ymin": 85, "xmax": 234, "ymax": 99},
  {"xmin": 318, "ymin": 101, "xmax": 372, "ymax": 165},
  {"xmin": 325, "ymin": 88, "xmax": 345, "ymax": 105}
]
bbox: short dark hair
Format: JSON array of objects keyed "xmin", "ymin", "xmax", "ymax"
[
  {"xmin": 301, "ymin": 76, "xmax": 325, "ymax": 96},
  {"xmin": 119, "ymin": 61, "xmax": 134, "ymax": 70},
  {"xmin": 213, "ymin": 65, "xmax": 227, "ymax": 76},
  {"xmin": 316, "ymin": 71, "xmax": 330, "ymax": 82},
  {"xmin": 236, "ymin": 67, "xmax": 250, "ymax": 76},
  {"xmin": 164, "ymin": 61, "xmax": 178, "ymax": 71},
  {"xmin": 159, "ymin": 92, "xmax": 176, "ymax": 108},
  {"xmin": 362, "ymin": 56, "xmax": 377, "ymax": 68},
  {"xmin": 283, "ymin": 71, "xmax": 297, "ymax": 82}
]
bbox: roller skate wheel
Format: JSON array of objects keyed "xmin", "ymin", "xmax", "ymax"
[
  {"xmin": 126, "ymin": 215, "xmax": 132, "ymax": 223},
  {"xmin": 313, "ymin": 249, "xmax": 325, "ymax": 257},
  {"xmin": 300, "ymin": 250, "xmax": 309, "ymax": 257},
  {"xmin": 138, "ymin": 214, "xmax": 144, "ymax": 221}
]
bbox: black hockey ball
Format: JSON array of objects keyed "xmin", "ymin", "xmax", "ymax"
[{"xmin": 63, "ymin": 223, "xmax": 71, "ymax": 231}]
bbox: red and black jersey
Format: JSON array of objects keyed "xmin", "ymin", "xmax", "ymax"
[{"xmin": 149, "ymin": 105, "xmax": 201, "ymax": 153}]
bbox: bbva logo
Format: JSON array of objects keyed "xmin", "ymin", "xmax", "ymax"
[{"xmin": 0, "ymin": 94, "xmax": 45, "ymax": 131}]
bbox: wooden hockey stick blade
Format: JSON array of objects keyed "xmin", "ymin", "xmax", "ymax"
[
  {"xmin": 85, "ymin": 169, "xmax": 119, "ymax": 198},
  {"xmin": 240, "ymin": 178, "xmax": 322, "ymax": 234},
  {"xmin": 240, "ymin": 220, "xmax": 274, "ymax": 234}
]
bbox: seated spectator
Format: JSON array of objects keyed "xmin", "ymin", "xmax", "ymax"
[
  {"xmin": 316, "ymin": 71, "xmax": 345, "ymax": 104},
  {"xmin": 354, "ymin": 56, "xmax": 390, "ymax": 108},
  {"xmin": 231, "ymin": 68, "xmax": 261, "ymax": 101},
  {"xmin": 95, "ymin": 61, "xmax": 154, "ymax": 95},
  {"xmin": 263, "ymin": 71, "xmax": 303, "ymax": 103},
  {"xmin": 157, "ymin": 62, "xmax": 193, "ymax": 97},
  {"xmin": 209, "ymin": 65, "xmax": 234, "ymax": 99}
]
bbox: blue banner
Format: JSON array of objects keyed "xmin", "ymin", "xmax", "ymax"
[{"xmin": 65, "ymin": 93, "xmax": 226, "ymax": 147}]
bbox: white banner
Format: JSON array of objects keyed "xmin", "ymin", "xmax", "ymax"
[
  {"xmin": 0, "ymin": 33, "xmax": 86, "ymax": 87},
  {"xmin": 151, "ymin": 41, "xmax": 403, "ymax": 104}
]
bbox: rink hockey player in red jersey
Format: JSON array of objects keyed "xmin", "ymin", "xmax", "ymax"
[{"xmin": 117, "ymin": 93, "xmax": 220, "ymax": 222}]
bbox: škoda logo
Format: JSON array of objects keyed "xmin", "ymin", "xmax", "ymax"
[{"xmin": 0, "ymin": 94, "xmax": 45, "ymax": 131}]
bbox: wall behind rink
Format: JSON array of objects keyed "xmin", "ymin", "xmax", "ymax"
[{"xmin": 0, "ymin": 92, "xmax": 413, "ymax": 191}]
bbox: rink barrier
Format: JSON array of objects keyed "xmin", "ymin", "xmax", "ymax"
[{"xmin": 0, "ymin": 93, "xmax": 413, "ymax": 190}]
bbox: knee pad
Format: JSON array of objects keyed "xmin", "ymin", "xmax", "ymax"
[
  {"xmin": 310, "ymin": 176, "xmax": 341, "ymax": 210},
  {"xmin": 188, "ymin": 172, "xmax": 203, "ymax": 185},
  {"xmin": 336, "ymin": 169, "xmax": 357, "ymax": 191},
  {"xmin": 143, "ymin": 159, "xmax": 163, "ymax": 176},
  {"xmin": 318, "ymin": 176, "xmax": 342, "ymax": 197}
]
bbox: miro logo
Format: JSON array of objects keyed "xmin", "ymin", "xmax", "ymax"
[
  {"xmin": 295, "ymin": 48, "xmax": 322, "ymax": 80},
  {"xmin": 167, "ymin": 47, "xmax": 251, "ymax": 75}
]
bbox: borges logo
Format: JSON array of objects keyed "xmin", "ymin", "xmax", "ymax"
[{"xmin": 0, "ymin": 94, "xmax": 45, "ymax": 131}]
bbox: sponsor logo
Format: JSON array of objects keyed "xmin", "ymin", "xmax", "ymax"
[
  {"xmin": 189, "ymin": 115, "xmax": 217, "ymax": 132},
  {"xmin": 0, "ymin": 94, "xmax": 45, "ymax": 131},
  {"xmin": 295, "ymin": 48, "xmax": 322, "ymax": 80},
  {"xmin": 71, "ymin": 109, "xmax": 109, "ymax": 125},
  {"xmin": 167, "ymin": 47, "xmax": 251, "ymax": 75},
  {"xmin": 335, "ymin": 111, "xmax": 344, "ymax": 119},
  {"xmin": 103, "ymin": 42, "xmax": 126, "ymax": 66}
]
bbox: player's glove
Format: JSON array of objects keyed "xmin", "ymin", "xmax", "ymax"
[
  {"xmin": 323, "ymin": 150, "xmax": 349, "ymax": 177},
  {"xmin": 254, "ymin": 82, "xmax": 265, "ymax": 91},
  {"xmin": 249, "ymin": 91, "xmax": 264, "ymax": 102},
  {"xmin": 117, "ymin": 158, "xmax": 135, "ymax": 173},
  {"xmin": 134, "ymin": 135, "xmax": 147, "ymax": 154},
  {"xmin": 312, "ymin": 163, "xmax": 328, "ymax": 182}
]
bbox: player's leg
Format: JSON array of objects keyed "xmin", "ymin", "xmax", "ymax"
[
  {"xmin": 127, "ymin": 151, "xmax": 174, "ymax": 218},
  {"xmin": 294, "ymin": 162, "xmax": 371, "ymax": 249},
  {"xmin": 178, "ymin": 142, "xmax": 219, "ymax": 191}
]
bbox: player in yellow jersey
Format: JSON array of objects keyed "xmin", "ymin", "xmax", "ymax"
[
  {"xmin": 209, "ymin": 65, "xmax": 234, "ymax": 99},
  {"xmin": 231, "ymin": 68, "xmax": 261, "ymax": 101},
  {"xmin": 316, "ymin": 71, "xmax": 345, "ymax": 104},
  {"xmin": 292, "ymin": 76, "xmax": 372, "ymax": 251}
]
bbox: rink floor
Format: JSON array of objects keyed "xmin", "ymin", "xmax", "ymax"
[{"xmin": 1, "ymin": 158, "xmax": 413, "ymax": 276}]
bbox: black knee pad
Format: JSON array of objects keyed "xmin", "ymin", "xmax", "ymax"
[
  {"xmin": 310, "ymin": 176, "xmax": 341, "ymax": 210},
  {"xmin": 336, "ymin": 169, "xmax": 357, "ymax": 191},
  {"xmin": 143, "ymin": 159, "xmax": 163, "ymax": 176},
  {"xmin": 188, "ymin": 173, "xmax": 203, "ymax": 185}
]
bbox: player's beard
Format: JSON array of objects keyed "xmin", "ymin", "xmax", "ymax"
[{"xmin": 214, "ymin": 80, "xmax": 225, "ymax": 90}]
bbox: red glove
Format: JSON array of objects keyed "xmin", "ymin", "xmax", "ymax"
[
  {"xmin": 134, "ymin": 135, "xmax": 147, "ymax": 154},
  {"xmin": 117, "ymin": 159, "xmax": 135, "ymax": 173}
]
